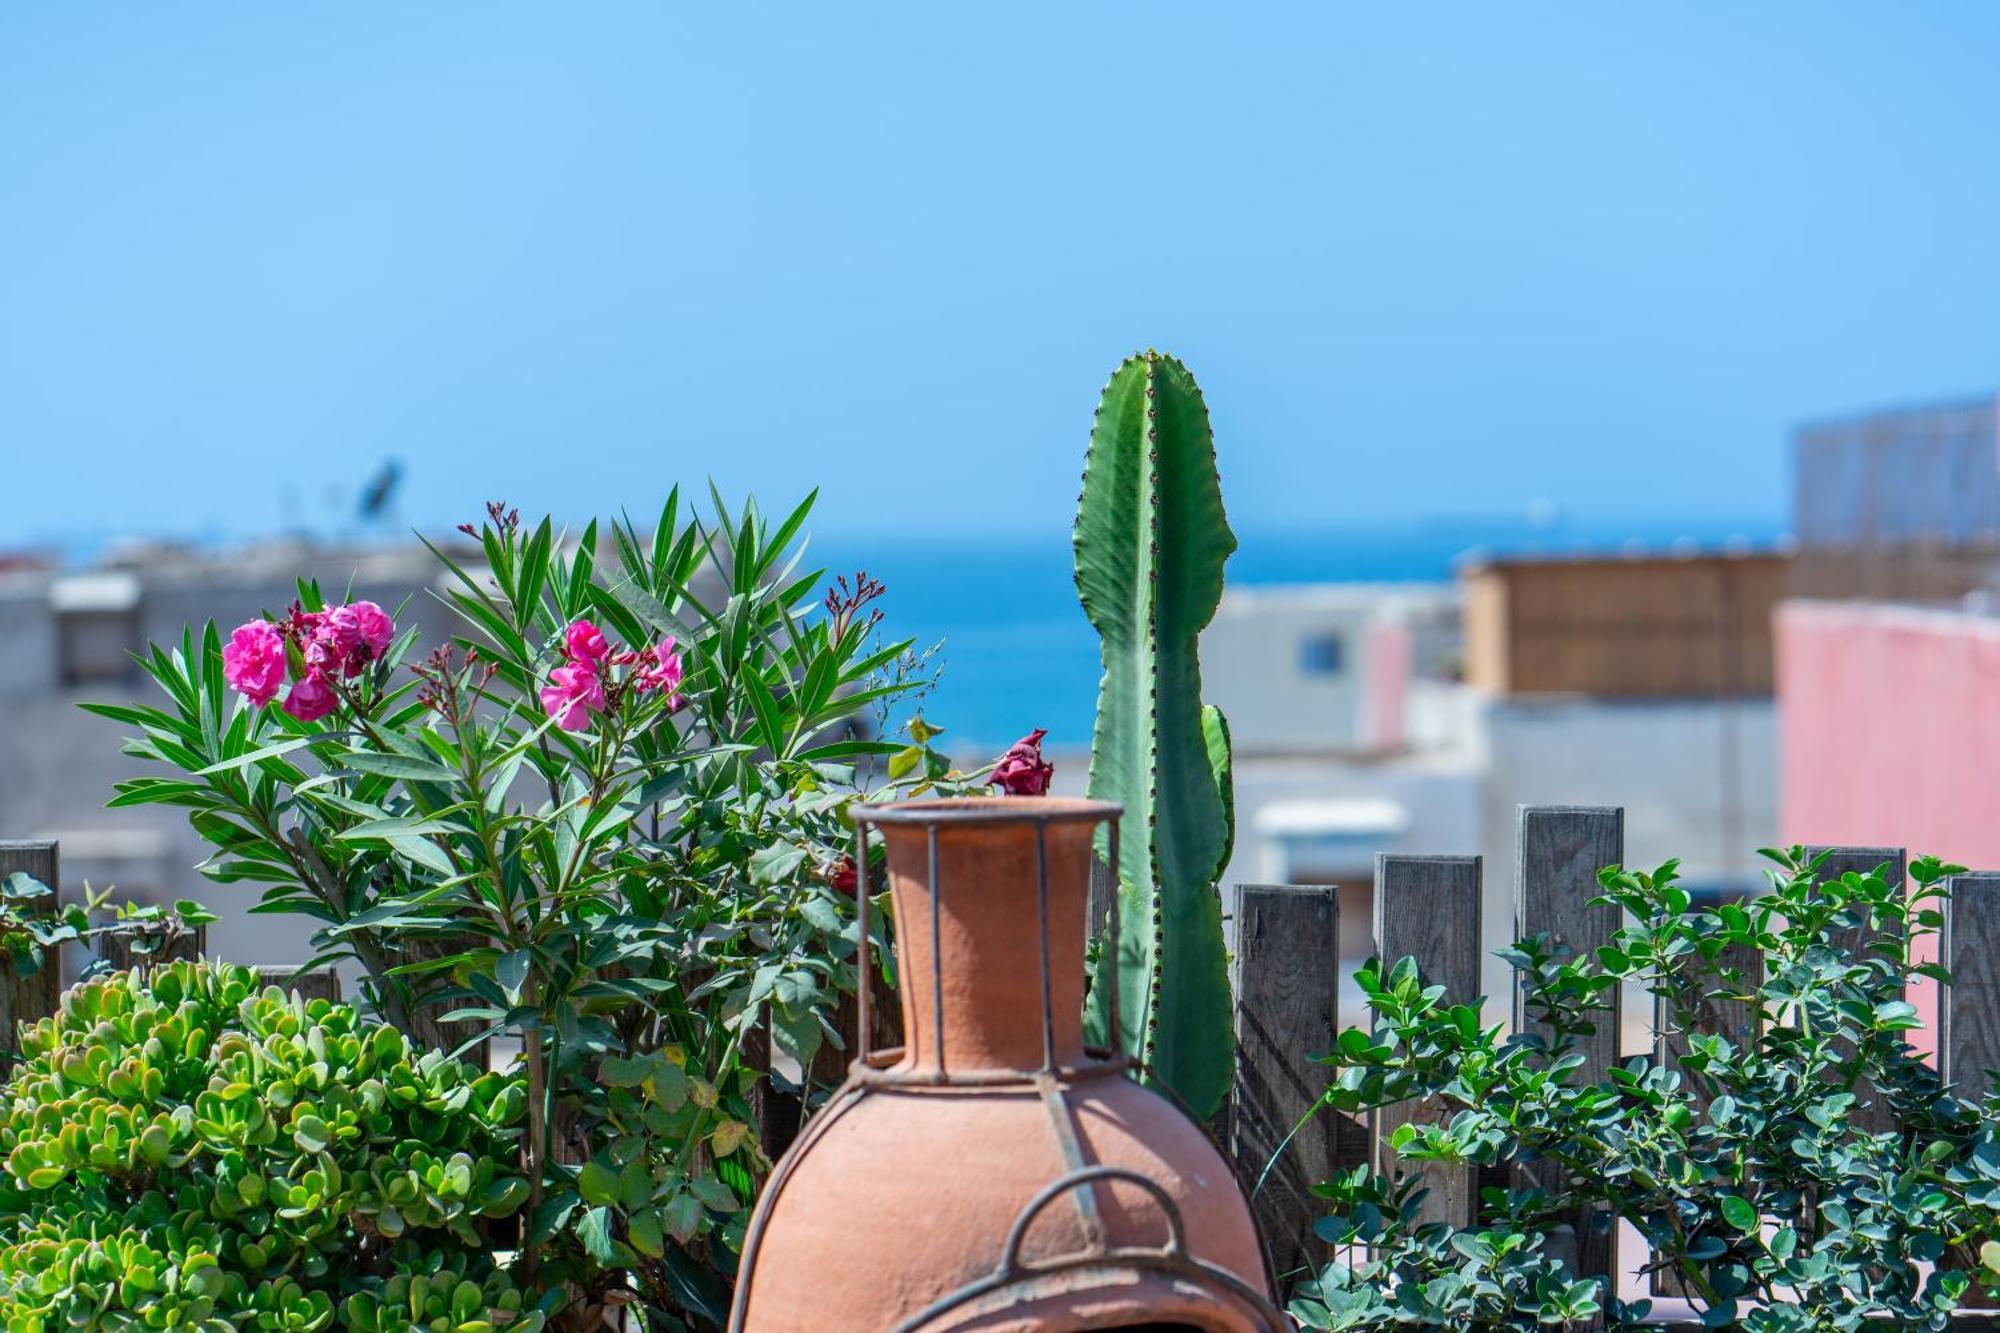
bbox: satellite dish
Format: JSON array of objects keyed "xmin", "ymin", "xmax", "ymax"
[{"xmin": 358, "ymin": 460, "xmax": 403, "ymax": 524}]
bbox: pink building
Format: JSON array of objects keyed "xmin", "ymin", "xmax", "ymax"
[
  {"xmin": 1776, "ymin": 598, "xmax": 2000, "ymax": 1055},
  {"xmin": 1777, "ymin": 599, "xmax": 2000, "ymax": 871}
]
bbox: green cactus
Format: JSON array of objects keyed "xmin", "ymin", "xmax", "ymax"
[{"xmin": 1076, "ymin": 350, "xmax": 1237, "ymax": 1121}]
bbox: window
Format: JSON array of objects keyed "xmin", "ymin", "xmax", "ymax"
[
  {"xmin": 1298, "ymin": 632, "xmax": 1345, "ymax": 676},
  {"xmin": 51, "ymin": 574, "xmax": 141, "ymax": 685}
]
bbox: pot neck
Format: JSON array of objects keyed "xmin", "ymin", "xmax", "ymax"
[{"xmin": 865, "ymin": 802, "xmax": 1111, "ymax": 1076}]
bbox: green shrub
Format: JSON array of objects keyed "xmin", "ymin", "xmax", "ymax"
[
  {"xmin": 83, "ymin": 493, "xmax": 1002, "ymax": 1328},
  {"xmin": 0, "ymin": 961, "xmax": 538, "ymax": 1331},
  {"xmin": 1296, "ymin": 849, "xmax": 2000, "ymax": 1332}
]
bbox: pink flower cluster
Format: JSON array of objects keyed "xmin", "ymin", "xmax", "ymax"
[
  {"xmin": 540, "ymin": 619, "xmax": 684, "ymax": 732},
  {"xmin": 221, "ymin": 601, "xmax": 395, "ymax": 723}
]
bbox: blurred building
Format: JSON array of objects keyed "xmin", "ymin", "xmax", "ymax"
[
  {"xmin": 1778, "ymin": 599, "xmax": 2000, "ymax": 867},
  {"xmin": 1201, "ymin": 584, "xmax": 1482, "ymax": 969},
  {"xmin": 1792, "ymin": 395, "xmax": 2000, "ymax": 601},
  {"xmin": 1105, "ymin": 551, "xmax": 1791, "ymax": 1008},
  {"xmin": 0, "ymin": 540, "xmax": 458, "ymax": 971},
  {"xmin": 1460, "ymin": 549, "xmax": 1786, "ymax": 1002},
  {"xmin": 1780, "ymin": 395, "xmax": 2000, "ymax": 870}
]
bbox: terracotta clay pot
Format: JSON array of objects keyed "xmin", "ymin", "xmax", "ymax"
[{"xmin": 731, "ymin": 797, "xmax": 1281, "ymax": 1333}]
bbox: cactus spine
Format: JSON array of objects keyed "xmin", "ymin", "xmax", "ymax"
[{"xmin": 1076, "ymin": 350, "xmax": 1237, "ymax": 1121}]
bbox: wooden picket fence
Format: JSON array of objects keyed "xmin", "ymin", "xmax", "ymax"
[
  {"xmin": 14, "ymin": 811, "xmax": 2000, "ymax": 1327},
  {"xmin": 0, "ymin": 839, "xmax": 347, "ymax": 1071},
  {"xmin": 1227, "ymin": 805, "xmax": 2000, "ymax": 1329}
]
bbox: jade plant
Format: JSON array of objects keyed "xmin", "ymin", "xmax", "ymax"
[
  {"xmin": 0, "ymin": 961, "xmax": 534, "ymax": 1331},
  {"xmin": 1077, "ymin": 350, "xmax": 1238, "ymax": 1120},
  {"xmin": 1295, "ymin": 849, "xmax": 2000, "ymax": 1332}
]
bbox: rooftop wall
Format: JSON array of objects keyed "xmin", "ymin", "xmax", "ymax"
[{"xmin": 1776, "ymin": 599, "xmax": 2000, "ymax": 870}]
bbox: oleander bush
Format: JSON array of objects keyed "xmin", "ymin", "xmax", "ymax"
[
  {"xmin": 0, "ymin": 961, "xmax": 535, "ymax": 1331},
  {"xmin": 81, "ymin": 491, "xmax": 1021, "ymax": 1328},
  {"xmin": 1294, "ymin": 848, "xmax": 2000, "ymax": 1332}
]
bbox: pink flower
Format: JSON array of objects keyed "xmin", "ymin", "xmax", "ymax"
[
  {"xmin": 565, "ymin": 619, "xmax": 612, "ymax": 665},
  {"xmin": 282, "ymin": 669, "xmax": 337, "ymax": 722},
  {"xmin": 991, "ymin": 728, "xmax": 1054, "ymax": 796},
  {"xmin": 540, "ymin": 660, "xmax": 606, "ymax": 732},
  {"xmin": 222, "ymin": 620, "xmax": 288, "ymax": 707},
  {"xmin": 632, "ymin": 638, "xmax": 684, "ymax": 705},
  {"xmin": 327, "ymin": 601, "xmax": 394, "ymax": 671}
]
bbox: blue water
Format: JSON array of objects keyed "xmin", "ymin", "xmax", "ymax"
[
  {"xmin": 818, "ymin": 515, "xmax": 1784, "ymax": 753},
  {"xmin": 43, "ymin": 513, "xmax": 1782, "ymax": 755}
]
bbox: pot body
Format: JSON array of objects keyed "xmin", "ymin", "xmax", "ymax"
[{"xmin": 731, "ymin": 798, "xmax": 1277, "ymax": 1333}]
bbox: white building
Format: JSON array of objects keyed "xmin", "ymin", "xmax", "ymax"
[
  {"xmin": 1198, "ymin": 584, "xmax": 1484, "ymax": 973},
  {"xmin": 0, "ymin": 540, "xmax": 460, "ymax": 970},
  {"xmin": 1073, "ymin": 555, "xmax": 1784, "ymax": 1022}
]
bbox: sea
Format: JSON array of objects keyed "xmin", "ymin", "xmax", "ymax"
[{"xmin": 815, "ymin": 514, "xmax": 1786, "ymax": 755}]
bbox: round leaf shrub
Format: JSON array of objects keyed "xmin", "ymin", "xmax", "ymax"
[{"xmin": 0, "ymin": 961, "xmax": 539, "ymax": 1331}]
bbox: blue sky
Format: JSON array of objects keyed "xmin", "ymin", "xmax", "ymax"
[{"xmin": 5, "ymin": 5, "xmax": 2000, "ymax": 551}]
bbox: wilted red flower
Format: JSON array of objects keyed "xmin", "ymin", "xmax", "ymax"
[
  {"xmin": 631, "ymin": 637, "xmax": 684, "ymax": 708},
  {"xmin": 827, "ymin": 855, "xmax": 860, "ymax": 897},
  {"xmin": 991, "ymin": 728, "xmax": 1053, "ymax": 796}
]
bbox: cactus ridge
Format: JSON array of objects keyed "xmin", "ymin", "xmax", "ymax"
[{"xmin": 1075, "ymin": 350, "xmax": 1237, "ymax": 1119}]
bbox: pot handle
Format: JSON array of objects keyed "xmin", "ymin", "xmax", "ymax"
[{"xmin": 998, "ymin": 1165, "xmax": 1189, "ymax": 1277}]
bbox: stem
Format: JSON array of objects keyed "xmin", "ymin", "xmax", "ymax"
[{"xmin": 522, "ymin": 1001, "xmax": 548, "ymax": 1284}]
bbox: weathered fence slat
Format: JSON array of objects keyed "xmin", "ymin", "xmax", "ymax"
[
  {"xmin": 1807, "ymin": 844, "xmax": 1906, "ymax": 1134},
  {"xmin": 1231, "ymin": 883, "xmax": 1346, "ymax": 1287},
  {"xmin": 756, "ymin": 964, "xmax": 904, "ymax": 1162},
  {"xmin": 94, "ymin": 923, "xmax": 206, "ymax": 975},
  {"xmin": 398, "ymin": 933, "xmax": 493, "ymax": 1067},
  {"xmin": 1372, "ymin": 854, "xmax": 1482, "ymax": 1229},
  {"xmin": 1654, "ymin": 940, "xmax": 1761, "ymax": 1094},
  {"xmin": 0, "ymin": 841, "xmax": 62, "ymax": 1076},
  {"xmin": 1516, "ymin": 806, "xmax": 1624, "ymax": 1311},
  {"xmin": 255, "ymin": 965, "xmax": 342, "ymax": 1003},
  {"xmin": 1943, "ymin": 871, "xmax": 2000, "ymax": 1097}
]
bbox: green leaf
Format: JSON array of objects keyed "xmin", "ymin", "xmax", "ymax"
[
  {"xmin": 192, "ymin": 737, "xmax": 315, "ymax": 777},
  {"xmin": 662, "ymin": 1191, "xmax": 702, "ymax": 1243},
  {"xmin": 1874, "ymin": 999, "xmax": 1920, "ymax": 1029},
  {"xmin": 578, "ymin": 1163, "xmax": 619, "ymax": 1207},
  {"xmin": 689, "ymin": 1171, "xmax": 738, "ymax": 1212},
  {"xmin": 577, "ymin": 1205, "xmax": 618, "ymax": 1262},
  {"xmin": 339, "ymin": 751, "xmax": 459, "ymax": 783},
  {"xmin": 1201, "ymin": 704, "xmax": 1234, "ymax": 877},
  {"xmin": 1, "ymin": 872, "xmax": 50, "ymax": 903},
  {"xmin": 496, "ymin": 949, "xmax": 532, "ymax": 996},
  {"xmin": 602, "ymin": 1055, "xmax": 652, "ymax": 1088},
  {"xmin": 292, "ymin": 1115, "xmax": 330, "ymax": 1154},
  {"xmin": 1720, "ymin": 1194, "xmax": 1758, "ymax": 1233},
  {"xmin": 628, "ymin": 1208, "xmax": 665, "ymax": 1258},
  {"xmin": 748, "ymin": 841, "xmax": 807, "ymax": 887},
  {"xmin": 336, "ymin": 816, "xmax": 465, "ymax": 842},
  {"xmin": 385, "ymin": 834, "xmax": 455, "ymax": 877}
]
